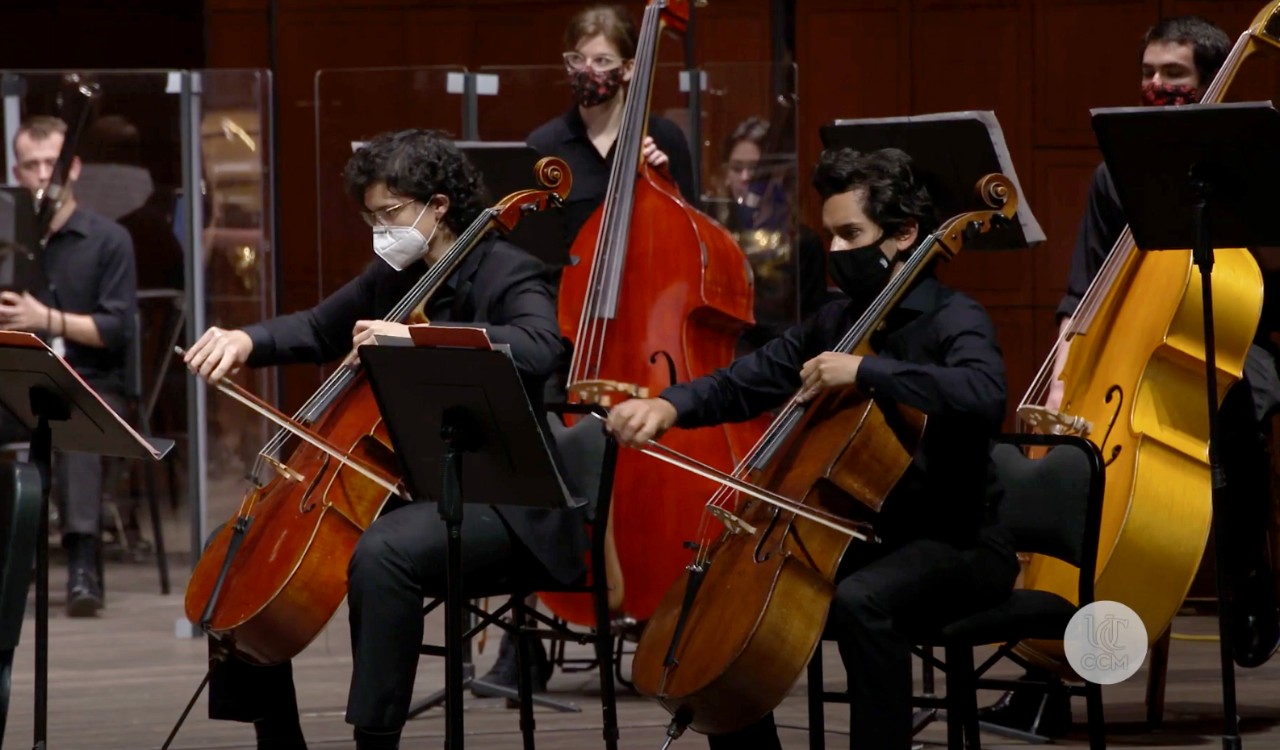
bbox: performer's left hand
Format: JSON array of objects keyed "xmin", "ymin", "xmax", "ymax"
[
  {"xmin": 0, "ymin": 291, "xmax": 50, "ymax": 333},
  {"xmin": 797, "ymin": 352, "xmax": 863, "ymax": 403},
  {"xmin": 353, "ymin": 320, "xmax": 410, "ymax": 348},
  {"xmin": 642, "ymin": 136, "xmax": 669, "ymax": 168}
]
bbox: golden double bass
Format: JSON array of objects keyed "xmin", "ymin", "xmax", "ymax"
[{"xmin": 1015, "ymin": 3, "xmax": 1280, "ymax": 673}]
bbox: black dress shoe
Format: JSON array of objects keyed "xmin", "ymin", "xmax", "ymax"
[
  {"xmin": 65, "ymin": 565, "xmax": 102, "ymax": 618},
  {"xmin": 978, "ymin": 685, "xmax": 1071, "ymax": 737},
  {"xmin": 474, "ymin": 631, "xmax": 553, "ymax": 696}
]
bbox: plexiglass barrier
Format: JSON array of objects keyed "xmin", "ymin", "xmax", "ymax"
[
  {"xmin": 0, "ymin": 68, "xmax": 275, "ymax": 571},
  {"xmin": 313, "ymin": 66, "xmax": 466, "ymax": 297},
  {"xmin": 313, "ymin": 61, "xmax": 805, "ymax": 350}
]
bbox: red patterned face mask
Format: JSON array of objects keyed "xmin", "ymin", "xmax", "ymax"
[
  {"xmin": 569, "ymin": 67, "xmax": 625, "ymax": 108},
  {"xmin": 1142, "ymin": 81, "xmax": 1199, "ymax": 106}
]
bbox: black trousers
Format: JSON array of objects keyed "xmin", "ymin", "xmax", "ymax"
[
  {"xmin": 207, "ymin": 499, "xmax": 550, "ymax": 731},
  {"xmin": 708, "ymin": 532, "xmax": 1019, "ymax": 750},
  {"xmin": 0, "ymin": 391, "xmax": 125, "ymax": 539}
]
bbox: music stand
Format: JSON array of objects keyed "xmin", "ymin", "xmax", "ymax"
[
  {"xmin": 820, "ymin": 111, "xmax": 1045, "ymax": 251},
  {"xmin": 457, "ymin": 142, "xmax": 569, "ymax": 269},
  {"xmin": 0, "ymin": 331, "xmax": 172, "ymax": 749},
  {"xmin": 359, "ymin": 330, "xmax": 581, "ymax": 750},
  {"xmin": 1091, "ymin": 100, "xmax": 1280, "ymax": 750}
]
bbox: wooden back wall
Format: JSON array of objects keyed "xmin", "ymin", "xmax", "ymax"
[{"xmin": 14, "ymin": 0, "xmax": 1271, "ymax": 421}]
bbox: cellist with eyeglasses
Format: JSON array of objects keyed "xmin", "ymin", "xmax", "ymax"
[
  {"xmin": 606, "ymin": 146, "xmax": 1021, "ymax": 750},
  {"xmin": 183, "ymin": 129, "xmax": 583, "ymax": 750}
]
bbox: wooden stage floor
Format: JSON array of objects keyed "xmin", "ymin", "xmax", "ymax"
[{"xmin": 4, "ymin": 560, "xmax": 1280, "ymax": 749}]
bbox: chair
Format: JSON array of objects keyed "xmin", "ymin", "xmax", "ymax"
[
  {"xmin": 101, "ymin": 308, "xmax": 171, "ymax": 595},
  {"xmin": 807, "ymin": 433, "xmax": 1107, "ymax": 750},
  {"xmin": 411, "ymin": 402, "xmax": 621, "ymax": 750}
]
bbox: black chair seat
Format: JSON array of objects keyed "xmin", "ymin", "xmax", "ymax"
[{"xmin": 939, "ymin": 589, "xmax": 1078, "ymax": 644}]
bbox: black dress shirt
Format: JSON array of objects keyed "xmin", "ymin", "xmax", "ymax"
[
  {"xmin": 39, "ymin": 207, "xmax": 137, "ymax": 394},
  {"xmin": 241, "ymin": 235, "xmax": 587, "ymax": 584},
  {"xmin": 527, "ymin": 107, "xmax": 697, "ymax": 249},
  {"xmin": 659, "ymin": 275, "xmax": 1008, "ymax": 547},
  {"xmin": 1056, "ymin": 163, "xmax": 1127, "ymax": 322}
]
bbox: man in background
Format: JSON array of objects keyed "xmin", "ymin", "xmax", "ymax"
[{"xmin": 0, "ymin": 115, "xmax": 138, "ymax": 617}]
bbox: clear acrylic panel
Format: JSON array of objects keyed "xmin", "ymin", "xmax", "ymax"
[
  {"xmin": 197, "ymin": 69, "xmax": 276, "ymax": 537},
  {"xmin": 475, "ymin": 61, "xmax": 804, "ymax": 346},
  {"xmin": 313, "ymin": 66, "xmax": 467, "ymax": 298},
  {"xmin": 0, "ymin": 68, "xmax": 275, "ymax": 560}
]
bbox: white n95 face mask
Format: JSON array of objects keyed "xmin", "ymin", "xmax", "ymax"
[{"xmin": 372, "ymin": 203, "xmax": 437, "ymax": 270}]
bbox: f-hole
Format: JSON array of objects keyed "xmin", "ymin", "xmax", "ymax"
[
  {"xmin": 1100, "ymin": 385, "xmax": 1124, "ymax": 466},
  {"xmin": 753, "ymin": 508, "xmax": 781, "ymax": 563},
  {"xmin": 650, "ymin": 350, "xmax": 678, "ymax": 387}
]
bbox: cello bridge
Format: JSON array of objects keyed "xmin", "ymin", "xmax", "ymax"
[
  {"xmin": 261, "ymin": 454, "xmax": 305, "ymax": 483},
  {"xmin": 707, "ymin": 505, "xmax": 757, "ymax": 536},
  {"xmin": 1016, "ymin": 405, "xmax": 1091, "ymax": 437},
  {"xmin": 569, "ymin": 380, "xmax": 650, "ymax": 407}
]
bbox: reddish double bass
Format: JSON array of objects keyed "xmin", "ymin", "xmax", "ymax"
[
  {"xmin": 546, "ymin": 0, "xmax": 769, "ymax": 626},
  {"xmin": 183, "ymin": 159, "xmax": 572, "ymax": 665}
]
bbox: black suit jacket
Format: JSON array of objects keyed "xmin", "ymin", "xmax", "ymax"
[{"xmin": 242, "ymin": 235, "xmax": 588, "ymax": 584}]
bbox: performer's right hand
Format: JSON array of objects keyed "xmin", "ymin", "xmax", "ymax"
[
  {"xmin": 185, "ymin": 326, "xmax": 253, "ymax": 384},
  {"xmin": 606, "ymin": 398, "xmax": 677, "ymax": 448}
]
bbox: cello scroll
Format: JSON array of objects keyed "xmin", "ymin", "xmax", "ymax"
[
  {"xmin": 492, "ymin": 157, "xmax": 572, "ymax": 231},
  {"xmin": 932, "ymin": 173, "xmax": 1018, "ymax": 258}
]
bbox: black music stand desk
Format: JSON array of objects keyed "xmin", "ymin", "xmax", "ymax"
[
  {"xmin": 820, "ymin": 110, "xmax": 1044, "ymax": 252},
  {"xmin": 1092, "ymin": 100, "xmax": 1280, "ymax": 750},
  {"xmin": 0, "ymin": 331, "xmax": 172, "ymax": 750},
  {"xmin": 359, "ymin": 332, "xmax": 581, "ymax": 750}
]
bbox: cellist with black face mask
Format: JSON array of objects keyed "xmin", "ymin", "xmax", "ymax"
[
  {"xmin": 607, "ymin": 147, "xmax": 1022, "ymax": 750},
  {"xmin": 183, "ymin": 129, "xmax": 582, "ymax": 750}
]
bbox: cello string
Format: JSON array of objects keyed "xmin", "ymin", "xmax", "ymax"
[
  {"xmin": 252, "ymin": 209, "xmax": 497, "ymax": 476},
  {"xmin": 589, "ymin": 414, "xmax": 874, "ymax": 541},
  {"xmin": 691, "ymin": 230, "xmax": 948, "ymax": 545},
  {"xmin": 694, "ymin": 209, "xmax": 1002, "ymax": 541}
]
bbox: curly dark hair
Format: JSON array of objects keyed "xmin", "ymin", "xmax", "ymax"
[
  {"xmin": 1142, "ymin": 15, "xmax": 1230, "ymax": 86},
  {"xmin": 342, "ymin": 129, "xmax": 487, "ymax": 236},
  {"xmin": 811, "ymin": 147, "xmax": 938, "ymax": 241}
]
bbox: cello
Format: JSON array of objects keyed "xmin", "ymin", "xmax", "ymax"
[
  {"xmin": 545, "ymin": 0, "xmax": 769, "ymax": 626},
  {"xmin": 626, "ymin": 175, "xmax": 1018, "ymax": 736},
  {"xmin": 1014, "ymin": 3, "xmax": 1280, "ymax": 676},
  {"xmin": 183, "ymin": 158, "xmax": 571, "ymax": 665}
]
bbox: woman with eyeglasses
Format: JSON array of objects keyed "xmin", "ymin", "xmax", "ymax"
[
  {"xmin": 527, "ymin": 3, "xmax": 696, "ymax": 251},
  {"xmin": 479, "ymin": 0, "xmax": 700, "ymax": 699}
]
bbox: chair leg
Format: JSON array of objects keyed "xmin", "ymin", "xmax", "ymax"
[
  {"xmin": 143, "ymin": 458, "xmax": 170, "ymax": 594},
  {"xmin": 1085, "ymin": 681, "xmax": 1106, "ymax": 750},
  {"xmin": 513, "ymin": 601, "xmax": 536, "ymax": 750},
  {"xmin": 1145, "ymin": 625, "xmax": 1171, "ymax": 729},
  {"xmin": 807, "ymin": 642, "xmax": 826, "ymax": 750},
  {"xmin": 592, "ymin": 587, "xmax": 619, "ymax": 749},
  {"xmin": 944, "ymin": 645, "xmax": 978, "ymax": 750}
]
